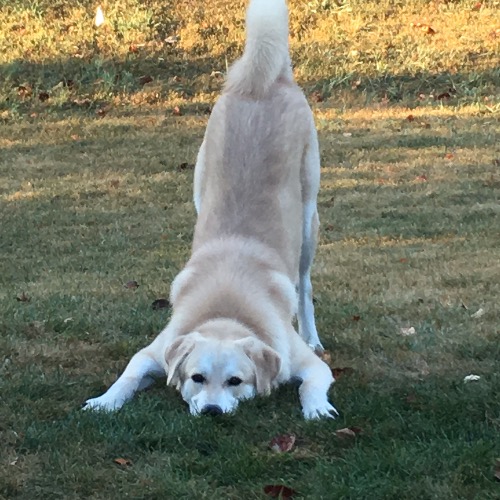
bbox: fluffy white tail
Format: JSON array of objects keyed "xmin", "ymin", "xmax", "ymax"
[{"xmin": 225, "ymin": 0, "xmax": 293, "ymax": 97}]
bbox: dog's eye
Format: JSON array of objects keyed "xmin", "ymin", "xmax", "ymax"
[
  {"xmin": 227, "ymin": 377, "xmax": 242, "ymax": 386},
  {"xmin": 191, "ymin": 374, "xmax": 205, "ymax": 383}
]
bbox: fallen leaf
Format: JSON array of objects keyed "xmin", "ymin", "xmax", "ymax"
[
  {"xmin": 399, "ymin": 327, "xmax": 416, "ymax": 336},
  {"xmin": 352, "ymin": 315, "xmax": 361, "ymax": 322},
  {"xmin": 444, "ymin": 152, "xmax": 454, "ymax": 160},
  {"xmin": 17, "ymin": 84, "xmax": 32, "ymax": 98},
  {"xmin": 332, "ymin": 367, "xmax": 355, "ymax": 379},
  {"xmin": 124, "ymin": 280, "xmax": 139, "ymax": 290},
  {"xmin": 139, "ymin": 75, "xmax": 153, "ymax": 86},
  {"xmin": 95, "ymin": 6, "xmax": 105, "ymax": 27},
  {"xmin": 70, "ymin": 134, "xmax": 80, "ymax": 141},
  {"xmin": 463, "ymin": 374, "xmax": 481, "ymax": 383},
  {"xmin": 310, "ymin": 91, "xmax": 323, "ymax": 103},
  {"xmin": 95, "ymin": 105, "xmax": 109, "ymax": 117},
  {"xmin": 129, "ymin": 44, "xmax": 139, "ymax": 53},
  {"xmin": 110, "ymin": 180, "xmax": 120, "ymax": 188},
  {"xmin": 113, "ymin": 458, "xmax": 132, "ymax": 466},
  {"xmin": 152, "ymin": 298, "xmax": 171, "ymax": 310},
  {"xmin": 406, "ymin": 114, "xmax": 415, "ymax": 122},
  {"xmin": 269, "ymin": 433, "xmax": 296, "ymax": 453},
  {"xmin": 399, "ymin": 258, "xmax": 408, "ymax": 263},
  {"xmin": 421, "ymin": 25, "xmax": 436, "ymax": 35},
  {"xmin": 335, "ymin": 427, "xmax": 356, "ymax": 439},
  {"xmin": 471, "ymin": 308, "xmax": 485, "ymax": 318},
  {"xmin": 164, "ymin": 35, "xmax": 178, "ymax": 45},
  {"xmin": 177, "ymin": 162, "xmax": 194, "ymax": 171},
  {"xmin": 263, "ymin": 485, "xmax": 296, "ymax": 498},
  {"xmin": 38, "ymin": 91, "xmax": 50, "ymax": 102},
  {"xmin": 436, "ymin": 92, "xmax": 451, "ymax": 100},
  {"xmin": 472, "ymin": 2, "xmax": 482, "ymax": 10},
  {"xmin": 172, "ymin": 106, "xmax": 182, "ymax": 116},
  {"xmin": 16, "ymin": 292, "xmax": 30, "ymax": 302}
]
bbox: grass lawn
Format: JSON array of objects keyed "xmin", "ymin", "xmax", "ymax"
[{"xmin": 1, "ymin": 0, "xmax": 499, "ymax": 498}]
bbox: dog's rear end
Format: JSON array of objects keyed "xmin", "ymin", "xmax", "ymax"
[{"xmin": 193, "ymin": 0, "xmax": 323, "ymax": 351}]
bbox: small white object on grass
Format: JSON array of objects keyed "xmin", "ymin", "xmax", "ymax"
[
  {"xmin": 95, "ymin": 6, "xmax": 105, "ymax": 27},
  {"xmin": 399, "ymin": 326, "xmax": 416, "ymax": 336},
  {"xmin": 463, "ymin": 374, "xmax": 481, "ymax": 383},
  {"xmin": 471, "ymin": 308, "xmax": 485, "ymax": 319}
]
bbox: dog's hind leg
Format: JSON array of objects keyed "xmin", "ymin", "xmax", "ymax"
[
  {"xmin": 84, "ymin": 340, "xmax": 165, "ymax": 412},
  {"xmin": 297, "ymin": 125, "xmax": 323, "ymax": 352}
]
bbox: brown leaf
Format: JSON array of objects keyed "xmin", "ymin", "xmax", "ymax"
[
  {"xmin": 152, "ymin": 298, "xmax": 171, "ymax": 310},
  {"xmin": 332, "ymin": 367, "xmax": 355, "ymax": 379},
  {"xmin": 139, "ymin": 75, "xmax": 153, "ymax": 86},
  {"xmin": 436, "ymin": 92, "xmax": 451, "ymax": 100},
  {"xmin": 269, "ymin": 433, "xmax": 296, "ymax": 453},
  {"xmin": 399, "ymin": 258, "xmax": 408, "ymax": 263},
  {"xmin": 472, "ymin": 2, "xmax": 482, "ymax": 10},
  {"xmin": 335, "ymin": 427, "xmax": 357, "ymax": 439},
  {"xmin": 109, "ymin": 180, "xmax": 120, "ymax": 188},
  {"xmin": 124, "ymin": 280, "xmax": 139, "ymax": 290},
  {"xmin": 38, "ymin": 91, "xmax": 50, "ymax": 102},
  {"xmin": 444, "ymin": 152, "xmax": 454, "ymax": 160},
  {"xmin": 263, "ymin": 485, "xmax": 296, "ymax": 498},
  {"xmin": 172, "ymin": 106, "xmax": 182, "ymax": 116},
  {"xmin": 352, "ymin": 315, "xmax": 361, "ymax": 322},
  {"xmin": 113, "ymin": 458, "xmax": 132, "ymax": 467},
  {"xmin": 406, "ymin": 114, "xmax": 415, "ymax": 122},
  {"xmin": 18, "ymin": 84, "xmax": 32, "ymax": 98},
  {"xmin": 16, "ymin": 292, "xmax": 30, "ymax": 302},
  {"xmin": 177, "ymin": 162, "xmax": 194, "ymax": 171},
  {"xmin": 310, "ymin": 91, "xmax": 323, "ymax": 103},
  {"xmin": 96, "ymin": 106, "xmax": 109, "ymax": 118},
  {"xmin": 422, "ymin": 25, "xmax": 436, "ymax": 35},
  {"xmin": 129, "ymin": 44, "xmax": 139, "ymax": 53}
]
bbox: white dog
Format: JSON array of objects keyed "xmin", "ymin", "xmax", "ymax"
[{"xmin": 85, "ymin": 0, "xmax": 337, "ymax": 419}]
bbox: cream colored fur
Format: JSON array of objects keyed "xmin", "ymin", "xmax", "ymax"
[{"xmin": 85, "ymin": 0, "xmax": 337, "ymax": 419}]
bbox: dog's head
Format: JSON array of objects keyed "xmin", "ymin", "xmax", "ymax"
[{"xmin": 164, "ymin": 320, "xmax": 281, "ymax": 416}]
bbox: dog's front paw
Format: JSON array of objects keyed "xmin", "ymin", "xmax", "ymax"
[
  {"xmin": 83, "ymin": 394, "xmax": 124, "ymax": 412},
  {"xmin": 302, "ymin": 400, "xmax": 339, "ymax": 420}
]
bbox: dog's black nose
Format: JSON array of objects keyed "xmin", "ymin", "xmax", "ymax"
[{"xmin": 201, "ymin": 404, "xmax": 223, "ymax": 416}]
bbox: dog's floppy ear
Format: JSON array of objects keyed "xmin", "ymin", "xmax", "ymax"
[
  {"xmin": 236, "ymin": 337, "xmax": 281, "ymax": 395},
  {"xmin": 165, "ymin": 332, "xmax": 203, "ymax": 387}
]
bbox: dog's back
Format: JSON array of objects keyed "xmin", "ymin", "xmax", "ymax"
[{"xmin": 193, "ymin": 0, "xmax": 315, "ymax": 278}]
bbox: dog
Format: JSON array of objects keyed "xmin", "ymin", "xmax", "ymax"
[{"xmin": 84, "ymin": 0, "xmax": 337, "ymax": 419}]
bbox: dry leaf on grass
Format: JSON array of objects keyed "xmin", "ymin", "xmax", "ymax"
[
  {"xmin": 172, "ymin": 106, "xmax": 183, "ymax": 116},
  {"xmin": 113, "ymin": 458, "xmax": 132, "ymax": 466},
  {"xmin": 269, "ymin": 433, "xmax": 296, "ymax": 453},
  {"xmin": 471, "ymin": 308, "xmax": 485, "ymax": 318},
  {"xmin": 263, "ymin": 485, "xmax": 296, "ymax": 498},
  {"xmin": 16, "ymin": 292, "xmax": 30, "ymax": 302},
  {"xmin": 335, "ymin": 427, "xmax": 363, "ymax": 439},
  {"xmin": 124, "ymin": 280, "xmax": 139, "ymax": 290},
  {"xmin": 152, "ymin": 298, "xmax": 171, "ymax": 310},
  {"xmin": 332, "ymin": 367, "xmax": 355, "ymax": 379},
  {"xmin": 138, "ymin": 75, "xmax": 153, "ymax": 86},
  {"xmin": 177, "ymin": 162, "xmax": 194, "ymax": 171}
]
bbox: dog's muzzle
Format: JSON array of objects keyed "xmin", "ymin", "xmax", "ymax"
[{"xmin": 200, "ymin": 404, "xmax": 223, "ymax": 416}]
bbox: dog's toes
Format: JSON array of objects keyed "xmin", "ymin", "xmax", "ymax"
[
  {"xmin": 302, "ymin": 402, "xmax": 338, "ymax": 420},
  {"xmin": 83, "ymin": 396, "xmax": 122, "ymax": 412}
]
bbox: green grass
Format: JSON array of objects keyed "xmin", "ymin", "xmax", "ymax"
[{"xmin": 1, "ymin": 0, "xmax": 499, "ymax": 498}]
